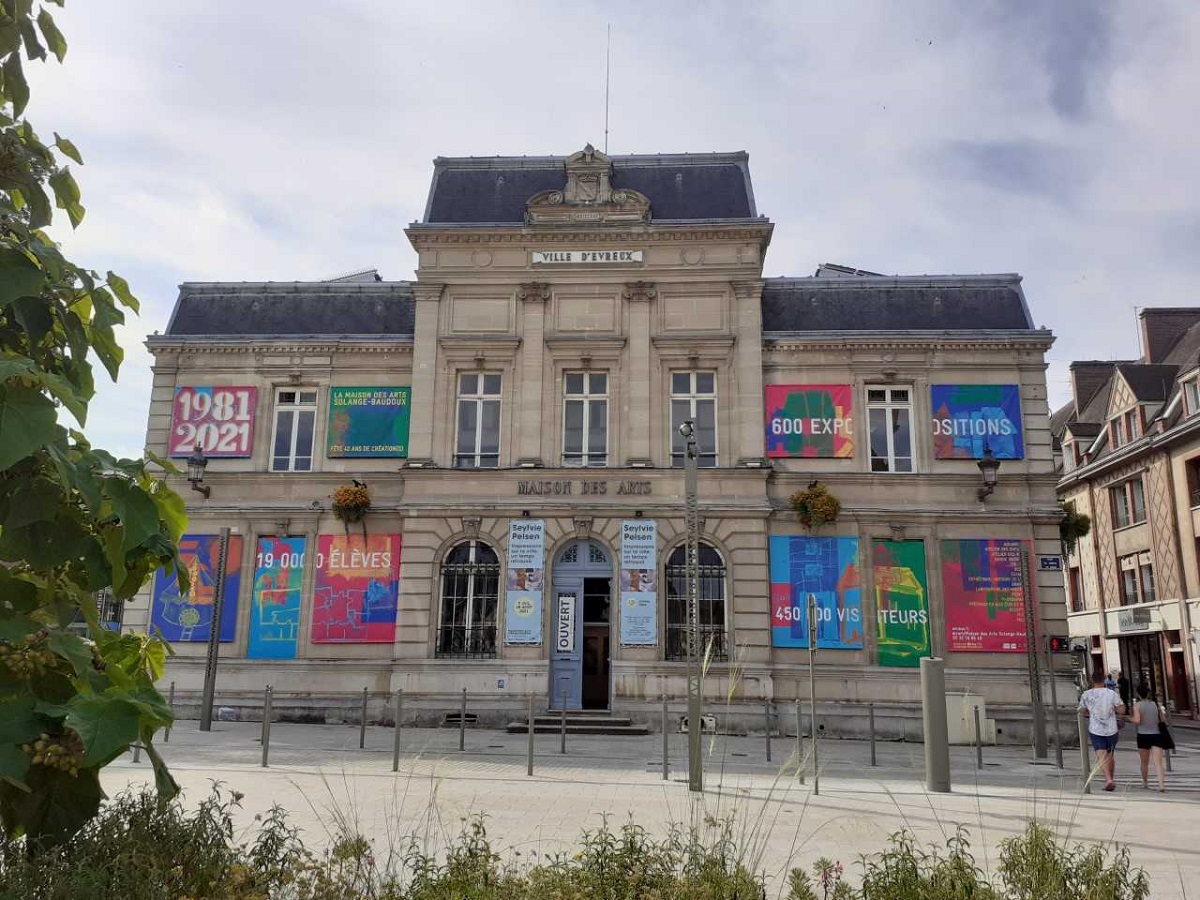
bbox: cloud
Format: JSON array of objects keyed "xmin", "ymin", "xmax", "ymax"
[{"xmin": 17, "ymin": 0, "xmax": 1200, "ymax": 457}]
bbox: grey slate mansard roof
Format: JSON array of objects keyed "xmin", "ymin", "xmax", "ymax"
[
  {"xmin": 761, "ymin": 274, "xmax": 1037, "ymax": 333},
  {"xmin": 161, "ymin": 282, "xmax": 416, "ymax": 339},
  {"xmin": 420, "ymin": 152, "xmax": 758, "ymax": 225}
]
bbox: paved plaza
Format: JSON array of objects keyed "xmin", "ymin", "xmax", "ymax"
[{"xmin": 107, "ymin": 719, "xmax": 1200, "ymax": 898}]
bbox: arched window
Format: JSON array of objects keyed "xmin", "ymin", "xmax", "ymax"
[
  {"xmin": 436, "ymin": 540, "xmax": 500, "ymax": 659},
  {"xmin": 664, "ymin": 543, "xmax": 727, "ymax": 661}
]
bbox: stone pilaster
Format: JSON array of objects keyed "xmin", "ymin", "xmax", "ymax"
[
  {"xmin": 406, "ymin": 282, "xmax": 444, "ymax": 466},
  {"xmin": 516, "ymin": 282, "xmax": 551, "ymax": 466},
  {"xmin": 623, "ymin": 281, "xmax": 657, "ymax": 466},
  {"xmin": 732, "ymin": 280, "xmax": 767, "ymax": 465}
]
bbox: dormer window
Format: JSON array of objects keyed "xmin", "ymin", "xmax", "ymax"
[
  {"xmin": 1123, "ymin": 409, "xmax": 1140, "ymax": 442},
  {"xmin": 1184, "ymin": 379, "xmax": 1200, "ymax": 417}
]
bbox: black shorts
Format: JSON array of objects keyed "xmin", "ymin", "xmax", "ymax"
[{"xmin": 1136, "ymin": 732, "xmax": 1169, "ymax": 750}]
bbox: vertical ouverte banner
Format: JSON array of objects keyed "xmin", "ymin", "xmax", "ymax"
[
  {"xmin": 248, "ymin": 536, "xmax": 307, "ymax": 659},
  {"xmin": 769, "ymin": 535, "xmax": 863, "ymax": 648},
  {"xmin": 872, "ymin": 539, "xmax": 930, "ymax": 667},
  {"xmin": 151, "ymin": 533, "xmax": 243, "ymax": 642},
  {"xmin": 311, "ymin": 534, "xmax": 401, "ymax": 643},
  {"xmin": 620, "ymin": 519, "xmax": 657, "ymax": 645},
  {"xmin": 505, "ymin": 519, "xmax": 545, "ymax": 644},
  {"xmin": 941, "ymin": 538, "xmax": 1030, "ymax": 652}
]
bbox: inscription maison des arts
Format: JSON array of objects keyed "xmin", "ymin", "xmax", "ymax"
[{"xmin": 516, "ymin": 479, "xmax": 652, "ymax": 496}]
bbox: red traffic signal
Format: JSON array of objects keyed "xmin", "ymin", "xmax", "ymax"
[{"xmin": 1047, "ymin": 635, "xmax": 1073, "ymax": 653}]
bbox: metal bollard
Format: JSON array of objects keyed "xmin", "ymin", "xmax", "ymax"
[
  {"xmin": 920, "ymin": 657, "xmax": 951, "ymax": 793},
  {"xmin": 261, "ymin": 685, "xmax": 273, "ymax": 768},
  {"xmin": 764, "ymin": 701, "xmax": 772, "ymax": 763},
  {"xmin": 392, "ymin": 689, "xmax": 402, "ymax": 773},
  {"xmin": 459, "ymin": 688, "xmax": 467, "ymax": 751},
  {"xmin": 1076, "ymin": 710, "xmax": 1091, "ymax": 794},
  {"xmin": 560, "ymin": 690, "xmax": 567, "ymax": 754},
  {"xmin": 974, "ymin": 705, "xmax": 983, "ymax": 770},
  {"xmin": 359, "ymin": 687, "xmax": 368, "ymax": 749},
  {"xmin": 661, "ymin": 694, "xmax": 669, "ymax": 781},
  {"xmin": 869, "ymin": 703, "xmax": 876, "ymax": 767},
  {"xmin": 795, "ymin": 699, "xmax": 804, "ymax": 783},
  {"xmin": 527, "ymin": 694, "xmax": 535, "ymax": 777},
  {"xmin": 1165, "ymin": 747, "xmax": 1173, "ymax": 773},
  {"xmin": 164, "ymin": 681, "xmax": 176, "ymax": 743}
]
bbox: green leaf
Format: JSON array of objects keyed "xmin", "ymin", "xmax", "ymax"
[
  {"xmin": 0, "ymin": 384, "xmax": 59, "ymax": 470},
  {"xmin": 149, "ymin": 483, "xmax": 188, "ymax": 545},
  {"xmin": 47, "ymin": 633, "xmax": 94, "ymax": 679},
  {"xmin": 37, "ymin": 8, "xmax": 67, "ymax": 63},
  {"xmin": 0, "ymin": 697, "xmax": 44, "ymax": 746},
  {"xmin": 104, "ymin": 478, "xmax": 159, "ymax": 552},
  {"xmin": 0, "ymin": 743, "xmax": 31, "ymax": 790},
  {"xmin": 18, "ymin": 15, "xmax": 45, "ymax": 61},
  {"xmin": 48, "ymin": 167, "xmax": 85, "ymax": 228},
  {"xmin": 0, "ymin": 765, "xmax": 104, "ymax": 850},
  {"xmin": 52, "ymin": 132, "xmax": 81, "ymax": 164},
  {"xmin": 2, "ymin": 45, "xmax": 30, "ymax": 117},
  {"xmin": 141, "ymin": 738, "xmax": 179, "ymax": 801},
  {"xmin": 65, "ymin": 696, "xmax": 140, "ymax": 767},
  {"xmin": 0, "ymin": 355, "xmax": 36, "ymax": 382},
  {"xmin": 116, "ymin": 682, "xmax": 172, "ymax": 727},
  {"xmin": 105, "ymin": 271, "xmax": 138, "ymax": 313},
  {"xmin": 3, "ymin": 477, "xmax": 62, "ymax": 527},
  {"xmin": 0, "ymin": 246, "xmax": 47, "ymax": 308}
]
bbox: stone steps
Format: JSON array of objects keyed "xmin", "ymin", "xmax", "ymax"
[{"xmin": 505, "ymin": 712, "xmax": 650, "ymax": 736}]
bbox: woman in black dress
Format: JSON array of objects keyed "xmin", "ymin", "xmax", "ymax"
[{"xmin": 1130, "ymin": 684, "xmax": 1169, "ymax": 792}]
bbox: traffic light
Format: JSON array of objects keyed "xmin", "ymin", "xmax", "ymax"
[{"xmin": 1046, "ymin": 635, "xmax": 1073, "ymax": 653}]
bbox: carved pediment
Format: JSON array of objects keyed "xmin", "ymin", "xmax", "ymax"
[{"xmin": 526, "ymin": 143, "xmax": 651, "ymax": 226}]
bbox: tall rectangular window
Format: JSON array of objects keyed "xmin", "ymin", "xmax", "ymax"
[
  {"xmin": 1119, "ymin": 552, "xmax": 1154, "ymax": 605},
  {"xmin": 455, "ymin": 373, "xmax": 501, "ymax": 468},
  {"xmin": 270, "ymin": 388, "xmax": 317, "ymax": 472},
  {"xmin": 867, "ymin": 386, "xmax": 913, "ymax": 472},
  {"xmin": 1184, "ymin": 380, "xmax": 1200, "ymax": 416},
  {"xmin": 1123, "ymin": 409, "xmax": 1140, "ymax": 442},
  {"xmin": 563, "ymin": 372, "xmax": 608, "ymax": 466},
  {"xmin": 1068, "ymin": 565, "xmax": 1085, "ymax": 613},
  {"xmin": 1130, "ymin": 478, "xmax": 1146, "ymax": 523},
  {"xmin": 670, "ymin": 371, "xmax": 717, "ymax": 467},
  {"xmin": 1140, "ymin": 558, "xmax": 1156, "ymax": 604},
  {"xmin": 1110, "ymin": 478, "xmax": 1145, "ymax": 528}
]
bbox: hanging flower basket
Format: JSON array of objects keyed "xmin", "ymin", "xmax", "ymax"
[
  {"xmin": 790, "ymin": 481, "xmax": 841, "ymax": 532},
  {"xmin": 332, "ymin": 484, "xmax": 371, "ymax": 524},
  {"xmin": 1059, "ymin": 501, "xmax": 1091, "ymax": 555}
]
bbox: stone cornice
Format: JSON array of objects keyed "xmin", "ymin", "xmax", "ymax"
[
  {"xmin": 764, "ymin": 330, "xmax": 1054, "ymax": 353},
  {"xmin": 144, "ymin": 337, "xmax": 414, "ymax": 355},
  {"xmin": 405, "ymin": 222, "xmax": 774, "ymax": 249}
]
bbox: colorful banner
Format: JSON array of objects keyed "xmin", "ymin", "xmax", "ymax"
[
  {"xmin": 619, "ymin": 519, "xmax": 657, "ymax": 645},
  {"xmin": 168, "ymin": 386, "xmax": 257, "ymax": 457},
  {"xmin": 311, "ymin": 534, "xmax": 400, "ymax": 643},
  {"xmin": 770, "ymin": 536, "xmax": 863, "ymax": 648},
  {"xmin": 151, "ymin": 533, "xmax": 243, "ymax": 642},
  {"xmin": 764, "ymin": 384, "xmax": 854, "ymax": 458},
  {"xmin": 326, "ymin": 387, "xmax": 411, "ymax": 457},
  {"xmin": 505, "ymin": 519, "xmax": 545, "ymax": 644},
  {"xmin": 872, "ymin": 540, "xmax": 930, "ymax": 667},
  {"xmin": 248, "ymin": 536, "xmax": 306, "ymax": 659},
  {"xmin": 942, "ymin": 539, "xmax": 1030, "ymax": 652},
  {"xmin": 930, "ymin": 384, "xmax": 1023, "ymax": 459}
]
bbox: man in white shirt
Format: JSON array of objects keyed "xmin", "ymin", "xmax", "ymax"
[{"xmin": 1078, "ymin": 670, "xmax": 1126, "ymax": 791}]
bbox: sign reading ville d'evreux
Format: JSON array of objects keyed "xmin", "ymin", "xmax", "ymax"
[{"xmin": 531, "ymin": 250, "xmax": 643, "ymax": 264}]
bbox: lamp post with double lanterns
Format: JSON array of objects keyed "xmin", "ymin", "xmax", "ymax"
[{"xmin": 679, "ymin": 419, "xmax": 703, "ymax": 793}]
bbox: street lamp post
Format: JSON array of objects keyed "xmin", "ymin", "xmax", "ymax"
[
  {"xmin": 198, "ymin": 526, "xmax": 232, "ymax": 731},
  {"xmin": 681, "ymin": 419, "xmax": 703, "ymax": 793}
]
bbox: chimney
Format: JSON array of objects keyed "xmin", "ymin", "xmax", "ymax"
[
  {"xmin": 1070, "ymin": 361, "xmax": 1117, "ymax": 413},
  {"xmin": 1139, "ymin": 308, "xmax": 1200, "ymax": 363}
]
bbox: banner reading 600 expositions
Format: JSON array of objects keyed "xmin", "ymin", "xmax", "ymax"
[
  {"xmin": 764, "ymin": 385, "xmax": 854, "ymax": 458},
  {"xmin": 931, "ymin": 384, "xmax": 1023, "ymax": 459}
]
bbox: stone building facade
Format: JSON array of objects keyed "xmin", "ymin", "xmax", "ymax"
[
  {"xmin": 1054, "ymin": 310, "xmax": 1200, "ymax": 717},
  {"xmin": 133, "ymin": 146, "xmax": 1066, "ymax": 739}
]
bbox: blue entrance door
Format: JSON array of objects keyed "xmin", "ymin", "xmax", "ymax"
[{"xmin": 549, "ymin": 540, "xmax": 612, "ymax": 710}]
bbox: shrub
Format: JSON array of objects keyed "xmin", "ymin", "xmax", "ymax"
[{"xmin": 790, "ymin": 482, "xmax": 841, "ymax": 532}]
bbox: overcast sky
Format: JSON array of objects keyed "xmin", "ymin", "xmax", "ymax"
[{"xmin": 27, "ymin": 1, "xmax": 1200, "ymax": 458}]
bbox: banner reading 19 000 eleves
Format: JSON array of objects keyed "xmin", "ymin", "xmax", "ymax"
[
  {"xmin": 941, "ymin": 538, "xmax": 1029, "ymax": 653},
  {"xmin": 326, "ymin": 387, "xmax": 411, "ymax": 457},
  {"xmin": 311, "ymin": 534, "xmax": 401, "ymax": 643},
  {"xmin": 248, "ymin": 536, "xmax": 306, "ymax": 659}
]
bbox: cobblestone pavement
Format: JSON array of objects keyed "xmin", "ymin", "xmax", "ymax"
[{"xmin": 106, "ymin": 720, "xmax": 1200, "ymax": 899}]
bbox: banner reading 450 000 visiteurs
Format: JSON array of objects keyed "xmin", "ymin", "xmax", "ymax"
[{"xmin": 769, "ymin": 536, "xmax": 862, "ymax": 648}]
